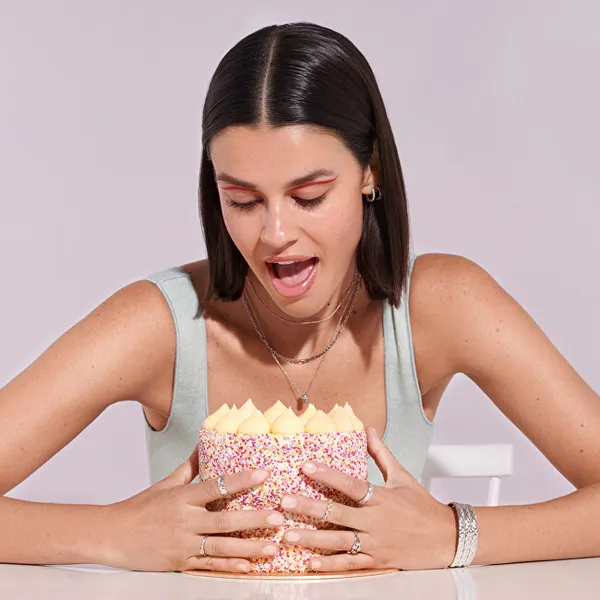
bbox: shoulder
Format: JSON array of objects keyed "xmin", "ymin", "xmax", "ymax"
[
  {"xmin": 409, "ymin": 252, "xmax": 508, "ymax": 378},
  {"xmin": 179, "ymin": 258, "xmax": 210, "ymax": 303}
]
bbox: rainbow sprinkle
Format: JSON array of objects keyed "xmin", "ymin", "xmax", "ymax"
[{"xmin": 198, "ymin": 428, "xmax": 368, "ymax": 573}]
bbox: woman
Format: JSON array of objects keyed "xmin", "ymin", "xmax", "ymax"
[{"xmin": 0, "ymin": 22, "xmax": 599, "ymax": 575}]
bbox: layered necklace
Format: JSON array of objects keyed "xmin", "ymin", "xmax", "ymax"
[{"xmin": 241, "ymin": 271, "xmax": 362, "ymax": 405}]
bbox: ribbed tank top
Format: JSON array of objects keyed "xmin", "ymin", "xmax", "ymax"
[{"xmin": 142, "ymin": 254, "xmax": 434, "ymax": 486}]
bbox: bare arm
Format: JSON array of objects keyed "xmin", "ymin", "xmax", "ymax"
[
  {"xmin": 420, "ymin": 253, "xmax": 600, "ymax": 564},
  {"xmin": 0, "ymin": 497, "xmax": 111, "ymax": 565},
  {"xmin": 0, "ymin": 279, "xmax": 176, "ymax": 564}
]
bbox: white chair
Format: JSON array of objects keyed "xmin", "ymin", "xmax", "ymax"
[{"xmin": 421, "ymin": 444, "xmax": 514, "ymax": 506}]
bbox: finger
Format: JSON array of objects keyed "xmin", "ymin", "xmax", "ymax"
[
  {"xmin": 154, "ymin": 445, "xmax": 199, "ymax": 491},
  {"xmin": 197, "ymin": 535, "xmax": 279, "ymax": 559},
  {"xmin": 283, "ymin": 528, "xmax": 372, "ymax": 554},
  {"xmin": 301, "ymin": 462, "xmax": 374, "ymax": 504},
  {"xmin": 308, "ymin": 552, "xmax": 375, "ymax": 573},
  {"xmin": 182, "ymin": 556, "xmax": 253, "ymax": 574},
  {"xmin": 202, "ymin": 508, "xmax": 285, "ymax": 535},
  {"xmin": 188, "ymin": 469, "xmax": 270, "ymax": 505},
  {"xmin": 366, "ymin": 427, "xmax": 410, "ymax": 486},
  {"xmin": 280, "ymin": 495, "xmax": 361, "ymax": 530}
]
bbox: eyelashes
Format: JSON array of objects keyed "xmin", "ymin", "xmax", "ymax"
[{"xmin": 225, "ymin": 195, "xmax": 326, "ymax": 212}]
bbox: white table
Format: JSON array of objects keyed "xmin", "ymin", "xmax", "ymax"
[{"xmin": 1, "ymin": 558, "xmax": 598, "ymax": 599}]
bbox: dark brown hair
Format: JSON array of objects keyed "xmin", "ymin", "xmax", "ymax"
[{"xmin": 200, "ymin": 22, "xmax": 411, "ymax": 307}]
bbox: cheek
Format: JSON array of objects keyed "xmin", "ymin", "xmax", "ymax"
[
  {"xmin": 221, "ymin": 209, "xmax": 254, "ymax": 252},
  {"xmin": 319, "ymin": 205, "xmax": 363, "ymax": 250}
]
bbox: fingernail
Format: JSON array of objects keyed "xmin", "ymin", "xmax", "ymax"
[
  {"xmin": 303, "ymin": 462, "xmax": 317, "ymax": 474},
  {"xmin": 367, "ymin": 426, "xmax": 379, "ymax": 439},
  {"xmin": 251, "ymin": 469, "xmax": 268, "ymax": 482},
  {"xmin": 237, "ymin": 563, "xmax": 250, "ymax": 572},
  {"xmin": 267, "ymin": 512, "xmax": 285, "ymax": 526},
  {"xmin": 262, "ymin": 545, "xmax": 277, "ymax": 556},
  {"xmin": 281, "ymin": 496, "xmax": 297, "ymax": 509},
  {"xmin": 285, "ymin": 531, "xmax": 300, "ymax": 542},
  {"xmin": 310, "ymin": 559, "xmax": 322, "ymax": 570}
]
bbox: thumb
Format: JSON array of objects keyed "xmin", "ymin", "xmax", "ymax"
[
  {"xmin": 153, "ymin": 444, "xmax": 199, "ymax": 490},
  {"xmin": 366, "ymin": 427, "xmax": 411, "ymax": 486}
]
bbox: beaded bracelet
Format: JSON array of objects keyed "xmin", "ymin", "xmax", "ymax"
[{"xmin": 447, "ymin": 502, "xmax": 479, "ymax": 568}]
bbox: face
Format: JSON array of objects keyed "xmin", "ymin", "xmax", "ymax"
[{"xmin": 209, "ymin": 124, "xmax": 376, "ymax": 318}]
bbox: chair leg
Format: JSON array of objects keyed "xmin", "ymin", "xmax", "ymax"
[{"xmin": 487, "ymin": 477, "xmax": 501, "ymax": 506}]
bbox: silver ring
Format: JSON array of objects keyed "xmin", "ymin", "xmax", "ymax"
[
  {"xmin": 348, "ymin": 531, "xmax": 361, "ymax": 555},
  {"xmin": 199, "ymin": 535, "xmax": 209, "ymax": 556},
  {"xmin": 358, "ymin": 482, "xmax": 374, "ymax": 505},
  {"xmin": 216, "ymin": 473, "xmax": 229, "ymax": 496},
  {"xmin": 320, "ymin": 498, "xmax": 334, "ymax": 523}
]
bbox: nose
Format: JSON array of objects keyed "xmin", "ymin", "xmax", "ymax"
[{"xmin": 260, "ymin": 202, "xmax": 298, "ymax": 248}]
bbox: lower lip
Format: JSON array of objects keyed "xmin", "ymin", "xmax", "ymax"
[{"xmin": 268, "ymin": 260, "xmax": 319, "ymax": 299}]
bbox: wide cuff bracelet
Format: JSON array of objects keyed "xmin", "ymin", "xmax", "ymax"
[{"xmin": 447, "ymin": 502, "xmax": 479, "ymax": 568}]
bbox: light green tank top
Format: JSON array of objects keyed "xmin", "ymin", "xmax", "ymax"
[{"xmin": 142, "ymin": 254, "xmax": 433, "ymax": 486}]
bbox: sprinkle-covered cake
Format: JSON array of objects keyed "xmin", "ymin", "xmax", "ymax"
[{"xmin": 198, "ymin": 399, "xmax": 368, "ymax": 573}]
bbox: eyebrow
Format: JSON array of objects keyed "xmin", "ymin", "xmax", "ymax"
[{"xmin": 216, "ymin": 169, "xmax": 339, "ymax": 191}]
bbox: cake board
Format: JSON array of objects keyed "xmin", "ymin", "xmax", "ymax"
[{"xmin": 182, "ymin": 567, "xmax": 398, "ymax": 580}]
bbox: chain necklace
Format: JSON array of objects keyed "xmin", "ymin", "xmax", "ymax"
[
  {"xmin": 245, "ymin": 271, "xmax": 355, "ymax": 325},
  {"xmin": 268, "ymin": 340, "xmax": 329, "ymax": 405},
  {"xmin": 241, "ymin": 274, "xmax": 361, "ymax": 404},
  {"xmin": 241, "ymin": 271, "xmax": 361, "ymax": 365}
]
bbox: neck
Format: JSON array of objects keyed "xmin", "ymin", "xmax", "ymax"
[{"xmin": 243, "ymin": 267, "xmax": 367, "ymax": 359}]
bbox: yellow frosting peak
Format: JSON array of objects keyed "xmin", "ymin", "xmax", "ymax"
[
  {"xmin": 328, "ymin": 404, "xmax": 342, "ymax": 417},
  {"xmin": 214, "ymin": 405, "xmax": 244, "ymax": 433},
  {"xmin": 203, "ymin": 404, "xmax": 230, "ymax": 430},
  {"xmin": 204, "ymin": 399, "xmax": 363, "ymax": 434},
  {"xmin": 271, "ymin": 407, "xmax": 304, "ymax": 435},
  {"xmin": 299, "ymin": 403, "xmax": 317, "ymax": 425},
  {"xmin": 238, "ymin": 410, "xmax": 271, "ymax": 434},
  {"xmin": 330, "ymin": 405, "xmax": 354, "ymax": 432},
  {"xmin": 304, "ymin": 409, "xmax": 336, "ymax": 433},
  {"xmin": 264, "ymin": 400, "xmax": 287, "ymax": 425},
  {"xmin": 343, "ymin": 402, "xmax": 364, "ymax": 430},
  {"xmin": 238, "ymin": 398, "xmax": 258, "ymax": 420}
]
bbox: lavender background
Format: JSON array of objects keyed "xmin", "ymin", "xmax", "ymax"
[{"xmin": 1, "ymin": 0, "xmax": 598, "ymax": 507}]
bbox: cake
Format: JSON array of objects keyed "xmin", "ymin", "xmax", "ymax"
[{"xmin": 198, "ymin": 399, "xmax": 368, "ymax": 573}]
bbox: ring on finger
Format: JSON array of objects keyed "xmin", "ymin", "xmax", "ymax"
[
  {"xmin": 358, "ymin": 482, "xmax": 374, "ymax": 505},
  {"xmin": 347, "ymin": 531, "xmax": 361, "ymax": 555},
  {"xmin": 199, "ymin": 534, "xmax": 209, "ymax": 556},
  {"xmin": 320, "ymin": 498, "xmax": 334, "ymax": 523},
  {"xmin": 216, "ymin": 473, "xmax": 229, "ymax": 496}
]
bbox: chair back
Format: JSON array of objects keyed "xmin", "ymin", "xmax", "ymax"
[{"xmin": 421, "ymin": 444, "xmax": 514, "ymax": 506}]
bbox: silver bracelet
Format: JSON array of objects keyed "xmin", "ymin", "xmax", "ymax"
[{"xmin": 447, "ymin": 502, "xmax": 479, "ymax": 568}]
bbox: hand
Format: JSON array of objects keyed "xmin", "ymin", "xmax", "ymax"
[
  {"xmin": 278, "ymin": 427, "xmax": 457, "ymax": 572},
  {"xmin": 102, "ymin": 446, "xmax": 284, "ymax": 573}
]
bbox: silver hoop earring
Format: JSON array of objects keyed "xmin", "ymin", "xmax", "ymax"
[{"xmin": 366, "ymin": 186, "xmax": 382, "ymax": 203}]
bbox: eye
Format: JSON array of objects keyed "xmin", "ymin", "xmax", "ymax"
[
  {"xmin": 225, "ymin": 199, "xmax": 259, "ymax": 211},
  {"xmin": 293, "ymin": 194, "xmax": 326, "ymax": 210}
]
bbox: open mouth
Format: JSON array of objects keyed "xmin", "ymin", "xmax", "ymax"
[{"xmin": 266, "ymin": 257, "xmax": 319, "ymax": 292}]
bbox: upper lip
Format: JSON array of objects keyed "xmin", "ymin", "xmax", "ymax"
[{"xmin": 264, "ymin": 255, "xmax": 318, "ymax": 264}]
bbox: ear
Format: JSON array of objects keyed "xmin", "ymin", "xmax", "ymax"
[{"xmin": 361, "ymin": 143, "xmax": 380, "ymax": 195}]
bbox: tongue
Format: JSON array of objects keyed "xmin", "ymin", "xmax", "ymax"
[{"xmin": 274, "ymin": 259, "xmax": 316, "ymax": 286}]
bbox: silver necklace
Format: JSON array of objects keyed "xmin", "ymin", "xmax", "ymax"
[
  {"xmin": 268, "ymin": 340, "xmax": 329, "ymax": 405},
  {"xmin": 241, "ymin": 271, "xmax": 361, "ymax": 365},
  {"xmin": 241, "ymin": 276, "xmax": 360, "ymax": 404},
  {"xmin": 245, "ymin": 272, "xmax": 355, "ymax": 325}
]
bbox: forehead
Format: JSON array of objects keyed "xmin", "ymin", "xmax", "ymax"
[{"xmin": 209, "ymin": 124, "xmax": 356, "ymax": 186}]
